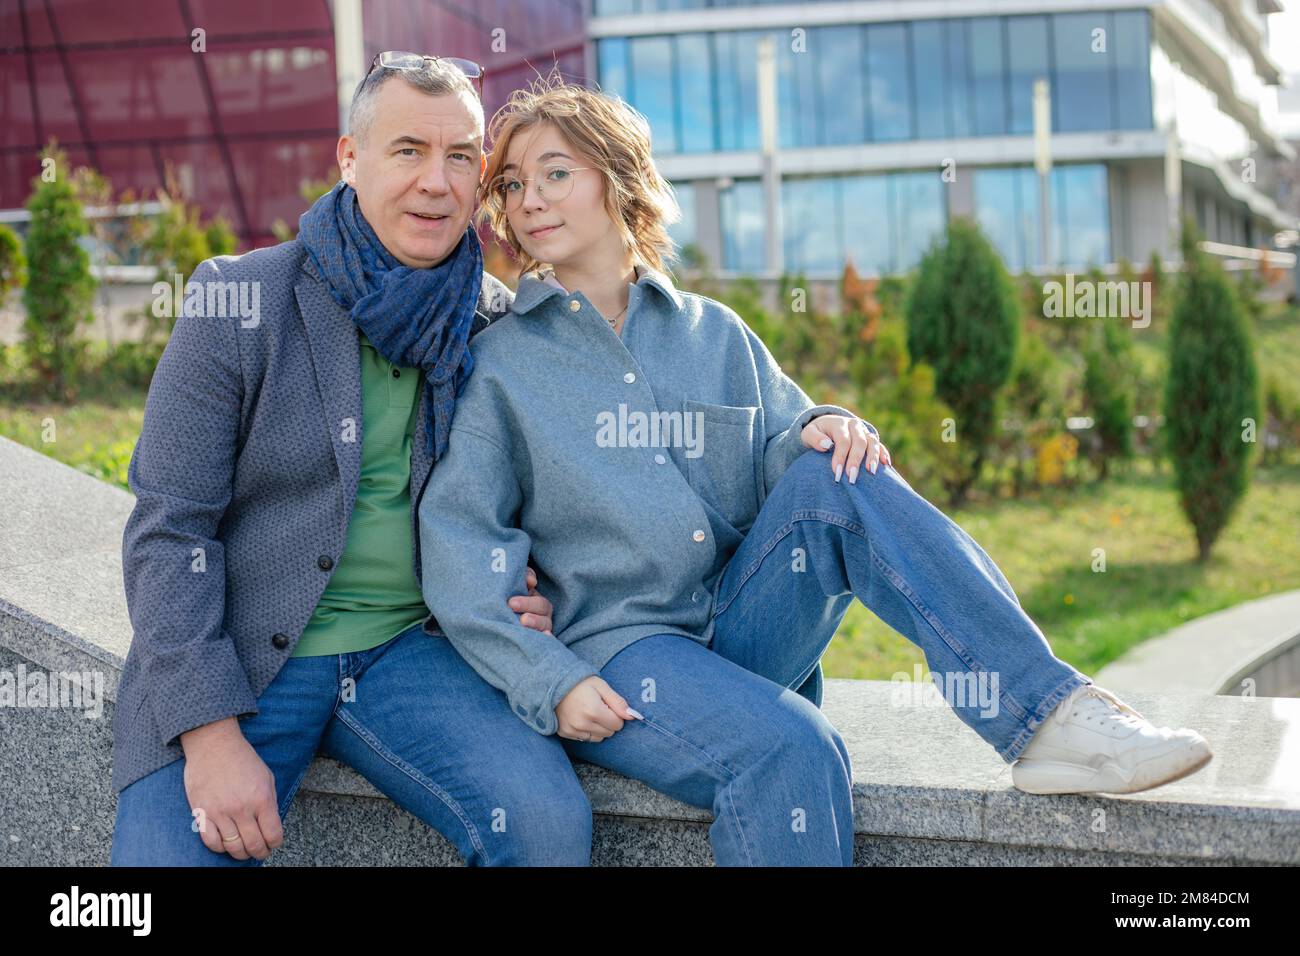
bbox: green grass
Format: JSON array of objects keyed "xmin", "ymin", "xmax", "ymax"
[
  {"xmin": 823, "ymin": 457, "xmax": 1300, "ymax": 680},
  {"xmin": 0, "ymin": 394, "xmax": 145, "ymax": 489}
]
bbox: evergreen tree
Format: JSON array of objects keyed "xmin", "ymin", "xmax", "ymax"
[
  {"xmin": 1163, "ymin": 220, "xmax": 1260, "ymax": 561},
  {"xmin": 905, "ymin": 216, "xmax": 1019, "ymax": 505}
]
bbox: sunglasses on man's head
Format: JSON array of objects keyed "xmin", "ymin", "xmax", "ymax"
[{"xmin": 366, "ymin": 51, "xmax": 484, "ymax": 96}]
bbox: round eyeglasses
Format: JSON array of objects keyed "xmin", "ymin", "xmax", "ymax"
[
  {"xmin": 487, "ymin": 165, "xmax": 593, "ymax": 210},
  {"xmin": 367, "ymin": 51, "xmax": 484, "ymax": 95}
]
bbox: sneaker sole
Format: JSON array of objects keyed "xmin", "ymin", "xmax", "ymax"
[{"xmin": 1011, "ymin": 740, "xmax": 1213, "ymax": 795}]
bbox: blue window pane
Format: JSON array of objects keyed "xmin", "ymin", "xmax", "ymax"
[
  {"xmin": 892, "ymin": 171, "xmax": 947, "ymax": 272},
  {"xmin": 974, "ymin": 167, "xmax": 1038, "ymax": 272},
  {"xmin": 1112, "ymin": 10, "xmax": 1152, "ymax": 129},
  {"xmin": 841, "ymin": 175, "xmax": 893, "ymax": 275},
  {"xmin": 969, "ymin": 18, "xmax": 1006, "ymax": 136},
  {"xmin": 1006, "ymin": 16, "xmax": 1050, "ymax": 135},
  {"xmin": 866, "ymin": 23, "xmax": 912, "ymax": 141},
  {"xmin": 1054, "ymin": 164, "xmax": 1110, "ymax": 266},
  {"xmin": 716, "ymin": 31, "xmax": 762, "ymax": 151},
  {"xmin": 676, "ymin": 34, "xmax": 715, "ymax": 152},
  {"xmin": 1052, "ymin": 12, "xmax": 1113, "ymax": 132},
  {"xmin": 721, "ymin": 179, "xmax": 766, "ymax": 273},
  {"xmin": 946, "ymin": 20, "xmax": 974, "ymax": 138},
  {"xmin": 778, "ymin": 28, "xmax": 820, "ymax": 147},
  {"xmin": 783, "ymin": 178, "xmax": 842, "ymax": 273},
  {"xmin": 668, "ymin": 181, "xmax": 696, "ymax": 255},
  {"xmin": 819, "ymin": 25, "xmax": 866, "ymax": 145},
  {"xmin": 630, "ymin": 37, "xmax": 677, "ymax": 153},
  {"xmin": 598, "ymin": 38, "xmax": 630, "ymax": 100},
  {"xmin": 912, "ymin": 21, "xmax": 948, "ymax": 139}
]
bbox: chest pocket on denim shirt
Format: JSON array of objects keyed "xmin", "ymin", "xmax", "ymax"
[{"xmin": 682, "ymin": 399, "xmax": 762, "ymax": 532}]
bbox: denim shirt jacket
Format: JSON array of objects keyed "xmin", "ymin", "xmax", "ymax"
[{"xmin": 417, "ymin": 264, "xmax": 861, "ymax": 736}]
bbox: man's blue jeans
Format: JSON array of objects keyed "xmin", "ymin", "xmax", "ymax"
[
  {"xmin": 110, "ymin": 623, "xmax": 593, "ymax": 866},
  {"xmin": 558, "ymin": 449, "xmax": 1092, "ymax": 865}
]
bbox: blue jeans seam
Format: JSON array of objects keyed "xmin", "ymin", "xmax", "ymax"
[
  {"xmin": 771, "ymin": 504, "xmax": 996, "ymax": 691},
  {"xmin": 713, "ymin": 520, "xmax": 796, "ymax": 618},
  {"xmin": 277, "ymin": 759, "xmax": 313, "ymax": 822},
  {"xmin": 1001, "ymin": 672, "xmax": 1094, "ymax": 762},
  {"xmin": 634, "ymin": 714, "xmax": 755, "ymax": 865},
  {"xmin": 331, "ymin": 705, "xmax": 488, "ymax": 860}
]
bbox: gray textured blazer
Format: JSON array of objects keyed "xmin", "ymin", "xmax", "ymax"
[{"xmin": 111, "ymin": 238, "xmax": 513, "ymax": 794}]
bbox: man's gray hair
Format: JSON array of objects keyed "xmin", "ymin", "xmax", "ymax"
[{"xmin": 348, "ymin": 58, "xmax": 482, "ymax": 144}]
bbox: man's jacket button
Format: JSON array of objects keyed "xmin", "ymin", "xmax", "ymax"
[
  {"xmin": 317, "ymin": 555, "xmax": 334, "ymax": 571},
  {"xmin": 271, "ymin": 633, "xmax": 291, "ymax": 650}
]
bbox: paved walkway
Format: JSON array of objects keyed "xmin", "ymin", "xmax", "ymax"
[{"xmin": 1095, "ymin": 589, "xmax": 1300, "ymax": 696}]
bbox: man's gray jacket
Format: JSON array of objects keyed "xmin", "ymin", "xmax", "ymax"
[{"xmin": 111, "ymin": 238, "xmax": 512, "ymax": 794}]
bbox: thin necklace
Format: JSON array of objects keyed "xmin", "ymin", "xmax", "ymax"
[{"xmin": 601, "ymin": 304, "xmax": 628, "ymax": 329}]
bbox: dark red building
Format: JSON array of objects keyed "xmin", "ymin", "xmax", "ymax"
[{"xmin": 1, "ymin": 0, "xmax": 587, "ymax": 247}]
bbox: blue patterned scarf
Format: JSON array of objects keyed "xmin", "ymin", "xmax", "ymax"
[{"xmin": 298, "ymin": 180, "xmax": 483, "ymax": 464}]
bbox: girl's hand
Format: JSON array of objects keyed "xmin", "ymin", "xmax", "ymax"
[
  {"xmin": 556, "ymin": 676, "xmax": 642, "ymax": 743},
  {"xmin": 508, "ymin": 564, "xmax": 554, "ymax": 635},
  {"xmin": 801, "ymin": 415, "xmax": 892, "ymax": 483}
]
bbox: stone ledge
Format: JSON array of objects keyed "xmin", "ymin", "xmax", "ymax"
[{"xmin": 2, "ymin": 435, "xmax": 1298, "ymax": 866}]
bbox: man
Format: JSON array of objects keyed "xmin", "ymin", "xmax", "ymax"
[{"xmin": 109, "ymin": 56, "xmax": 593, "ymax": 865}]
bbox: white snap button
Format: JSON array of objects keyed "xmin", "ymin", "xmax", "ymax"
[
  {"xmin": 623, "ymin": 372, "xmax": 635, "ymax": 383},
  {"xmin": 654, "ymin": 453, "xmax": 666, "ymax": 465},
  {"xmin": 692, "ymin": 529, "xmax": 706, "ymax": 542},
  {"xmin": 569, "ymin": 299, "xmax": 581, "ymax": 312}
]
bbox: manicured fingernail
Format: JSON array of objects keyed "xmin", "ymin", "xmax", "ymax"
[
  {"xmin": 870, "ymin": 460, "xmax": 878, "ymax": 474},
  {"xmin": 626, "ymin": 707, "xmax": 644, "ymax": 719},
  {"xmin": 820, "ymin": 438, "xmax": 832, "ymax": 449},
  {"xmin": 834, "ymin": 462, "xmax": 843, "ymax": 482},
  {"xmin": 848, "ymin": 466, "xmax": 858, "ymax": 483}
]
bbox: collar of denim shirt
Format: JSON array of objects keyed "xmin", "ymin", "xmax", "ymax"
[{"xmin": 509, "ymin": 262, "xmax": 684, "ymax": 316}]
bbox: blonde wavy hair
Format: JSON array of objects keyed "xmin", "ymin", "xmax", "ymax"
[{"xmin": 478, "ymin": 72, "xmax": 681, "ymax": 275}]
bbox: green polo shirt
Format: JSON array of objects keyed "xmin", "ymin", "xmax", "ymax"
[{"xmin": 293, "ymin": 330, "xmax": 430, "ymax": 657}]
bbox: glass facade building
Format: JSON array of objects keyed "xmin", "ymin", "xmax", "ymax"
[
  {"xmin": 592, "ymin": 1, "xmax": 1292, "ymax": 277},
  {"xmin": 597, "ymin": 12, "xmax": 1153, "ymax": 154}
]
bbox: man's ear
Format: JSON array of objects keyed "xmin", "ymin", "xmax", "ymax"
[{"xmin": 337, "ymin": 135, "xmax": 358, "ymax": 185}]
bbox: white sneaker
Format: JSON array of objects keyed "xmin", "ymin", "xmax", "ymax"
[{"xmin": 1011, "ymin": 683, "xmax": 1213, "ymax": 795}]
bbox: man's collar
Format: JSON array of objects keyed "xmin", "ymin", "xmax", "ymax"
[{"xmin": 511, "ymin": 262, "xmax": 684, "ymax": 316}]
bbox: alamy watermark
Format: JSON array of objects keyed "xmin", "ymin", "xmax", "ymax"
[
  {"xmin": 0, "ymin": 663, "xmax": 104, "ymax": 719},
  {"xmin": 152, "ymin": 274, "xmax": 261, "ymax": 328},
  {"xmin": 595, "ymin": 404, "xmax": 705, "ymax": 458},
  {"xmin": 890, "ymin": 663, "xmax": 1000, "ymax": 719},
  {"xmin": 1042, "ymin": 274, "xmax": 1151, "ymax": 329}
]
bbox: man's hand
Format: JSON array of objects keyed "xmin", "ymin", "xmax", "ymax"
[
  {"xmin": 508, "ymin": 565, "xmax": 554, "ymax": 635},
  {"xmin": 802, "ymin": 414, "xmax": 892, "ymax": 483},
  {"xmin": 180, "ymin": 717, "xmax": 283, "ymax": 861},
  {"xmin": 555, "ymin": 676, "xmax": 641, "ymax": 742}
]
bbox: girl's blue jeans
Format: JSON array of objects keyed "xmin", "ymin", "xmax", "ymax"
[
  {"xmin": 561, "ymin": 449, "xmax": 1091, "ymax": 865},
  {"xmin": 111, "ymin": 450, "xmax": 1090, "ymax": 866}
]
